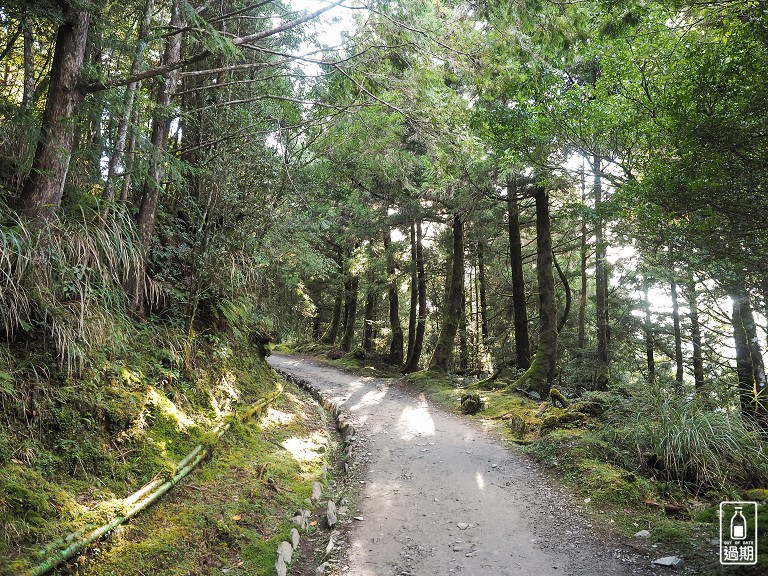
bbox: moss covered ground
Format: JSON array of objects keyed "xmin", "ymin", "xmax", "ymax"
[
  {"xmin": 288, "ymin": 345, "xmax": 768, "ymax": 574},
  {"xmin": 0, "ymin": 328, "xmax": 338, "ymax": 576}
]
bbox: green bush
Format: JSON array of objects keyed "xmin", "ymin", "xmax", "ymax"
[{"xmin": 617, "ymin": 384, "xmax": 768, "ymax": 489}]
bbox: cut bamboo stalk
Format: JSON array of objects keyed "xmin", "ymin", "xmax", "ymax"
[{"xmin": 25, "ymin": 383, "xmax": 283, "ymax": 576}]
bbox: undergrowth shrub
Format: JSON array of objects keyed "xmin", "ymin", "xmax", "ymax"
[
  {"xmin": 0, "ymin": 204, "xmax": 141, "ymax": 375},
  {"xmin": 616, "ymin": 383, "xmax": 768, "ymax": 490}
]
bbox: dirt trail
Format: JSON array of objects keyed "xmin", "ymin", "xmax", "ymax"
[{"xmin": 268, "ymin": 355, "xmax": 653, "ymax": 576}]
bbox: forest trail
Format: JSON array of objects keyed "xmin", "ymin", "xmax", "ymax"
[{"xmin": 268, "ymin": 355, "xmax": 652, "ymax": 576}]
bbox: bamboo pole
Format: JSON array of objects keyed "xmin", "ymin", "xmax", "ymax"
[{"xmin": 25, "ymin": 384, "xmax": 283, "ymax": 576}]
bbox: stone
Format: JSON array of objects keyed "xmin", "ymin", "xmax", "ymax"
[
  {"xmin": 291, "ymin": 528, "xmax": 300, "ymax": 549},
  {"xmin": 634, "ymin": 530, "xmax": 651, "ymax": 538},
  {"xmin": 275, "ymin": 555, "xmax": 287, "ymax": 576},
  {"xmin": 277, "ymin": 541, "xmax": 293, "ymax": 564},
  {"xmin": 457, "ymin": 523, "xmax": 470, "ymax": 530},
  {"xmin": 325, "ymin": 532, "xmax": 336, "ymax": 555},
  {"xmin": 292, "ymin": 509, "xmax": 310, "ymax": 530},
  {"xmin": 315, "ymin": 562, "xmax": 327, "ymax": 575},
  {"xmin": 652, "ymin": 556, "xmax": 685, "ymax": 569},
  {"xmin": 312, "ymin": 481, "xmax": 323, "ymax": 501},
  {"xmin": 326, "ymin": 500, "xmax": 338, "ymax": 528}
]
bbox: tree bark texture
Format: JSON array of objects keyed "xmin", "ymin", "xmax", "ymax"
[
  {"xmin": 384, "ymin": 229, "xmax": 404, "ymax": 365},
  {"xmin": 430, "ymin": 213, "xmax": 464, "ymax": 371},
  {"xmin": 513, "ymin": 187, "xmax": 557, "ymax": 399},
  {"xmin": 22, "ymin": 10, "xmax": 35, "ymax": 109},
  {"xmin": 593, "ymin": 155, "xmax": 609, "ymax": 387},
  {"xmin": 477, "ymin": 240, "xmax": 489, "ymax": 341},
  {"xmin": 507, "ymin": 177, "xmax": 531, "ymax": 369},
  {"xmin": 731, "ymin": 290, "xmax": 768, "ymax": 424},
  {"xmin": 130, "ymin": 0, "xmax": 185, "ymax": 312},
  {"xmin": 404, "ymin": 220, "xmax": 427, "ymax": 373},
  {"xmin": 406, "ymin": 222, "xmax": 418, "ymax": 364},
  {"xmin": 17, "ymin": 9, "xmax": 90, "ymax": 221},
  {"xmin": 102, "ymin": 0, "xmax": 154, "ymax": 220},
  {"xmin": 670, "ymin": 275, "xmax": 684, "ymax": 384},
  {"xmin": 362, "ymin": 289, "xmax": 376, "ymax": 352},
  {"xmin": 643, "ymin": 277, "xmax": 656, "ymax": 384},
  {"xmin": 687, "ymin": 279, "xmax": 705, "ymax": 391},
  {"xmin": 341, "ymin": 255, "xmax": 359, "ymax": 352}
]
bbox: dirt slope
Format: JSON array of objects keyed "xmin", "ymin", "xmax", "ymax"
[{"xmin": 268, "ymin": 354, "xmax": 656, "ymax": 576}]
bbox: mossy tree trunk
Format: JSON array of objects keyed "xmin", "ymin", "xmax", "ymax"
[
  {"xmin": 404, "ymin": 220, "xmax": 427, "ymax": 373},
  {"xmin": 507, "ymin": 176, "xmax": 531, "ymax": 369},
  {"xmin": 477, "ymin": 239, "xmax": 489, "ymax": 342},
  {"xmin": 406, "ymin": 221, "xmax": 418, "ymax": 363},
  {"xmin": 511, "ymin": 187, "xmax": 557, "ymax": 399},
  {"xmin": 17, "ymin": 8, "xmax": 90, "ymax": 222},
  {"xmin": 384, "ymin": 228, "xmax": 404, "ymax": 365},
  {"xmin": 430, "ymin": 213, "xmax": 464, "ymax": 372},
  {"xmin": 577, "ymin": 166, "xmax": 588, "ymax": 349}
]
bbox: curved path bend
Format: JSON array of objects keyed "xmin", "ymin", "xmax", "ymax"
[{"xmin": 268, "ymin": 354, "xmax": 652, "ymax": 576}]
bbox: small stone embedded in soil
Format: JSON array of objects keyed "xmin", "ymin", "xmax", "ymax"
[
  {"xmin": 327, "ymin": 500, "xmax": 338, "ymax": 527},
  {"xmin": 291, "ymin": 528, "xmax": 300, "ymax": 549},
  {"xmin": 277, "ymin": 541, "xmax": 293, "ymax": 564},
  {"xmin": 634, "ymin": 529, "xmax": 651, "ymax": 538},
  {"xmin": 312, "ymin": 481, "xmax": 323, "ymax": 501},
  {"xmin": 275, "ymin": 555, "xmax": 287, "ymax": 576},
  {"xmin": 652, "ymin": 556, "xmax": 685, "ymax": 569},
  {"xmin": 457, "ymin": 523, "xmax": 469, "ymax": 530}
]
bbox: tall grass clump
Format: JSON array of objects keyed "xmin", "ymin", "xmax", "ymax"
[
  {"xmin": 0, "ymin": 204, "xmax": 141, "ymax": 374},
  {"xmin": 617, "ymin": 382, "xmax": 768, "ymax": 490}
]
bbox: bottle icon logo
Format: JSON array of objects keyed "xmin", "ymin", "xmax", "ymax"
[
  {"xmin": 730, "ymin": 506, "xmax": 747, "ymax": 540},
  {"xmin": 720, "ymin": 501, "xmax": 758, "ymax": 565}
]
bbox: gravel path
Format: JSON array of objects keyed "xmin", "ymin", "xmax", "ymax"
[{"xmin": 268, "ymin": 354, "xmax": 656, "ymax": 576}]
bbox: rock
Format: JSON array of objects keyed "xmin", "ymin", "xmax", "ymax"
[
  {"xmin": 292, "ymin": 509, "xmax": 310, "ymax": 530},
  {"xmin": 457, "ymin": 523, "xmax": 470, "ymax": 530},
  {"xmin": 325, "ymin": 532, "xmax": 336, "ymax": 555},
  {"xmin": 460, "ymin": 393, "xmax": 482, "ymax": 415},
  {"xmin": 315, "ymin": 562, "xmax": 327, "ymax": 575},
  {"xmin": 291, "ymin": 528, "xmax": 300, "ymax": 549},
  {"xmin": 652, "ymin": 556, "xmax": 685, "ymax": 569},
  {"xmin": 312, "ymin": 481, "xmax": 323, "ymax": 501},
  {"xmin": 634, "ymin": 529, "xmax": 651, "ymax": 538},
  {"xmin": 326, "ymin": 500, "xmax": 338, "ymax": 528},
  {"xmin": 275, "ymin": 555, "xmax": 287, "ymax": 576},
  {"xmin": 277, "ymin": 541, "xmax": 293, "ymax": 564}
]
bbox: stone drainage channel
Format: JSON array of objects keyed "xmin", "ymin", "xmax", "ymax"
[
  {"xmin": 268, "ymin": 354, "xmax": 679, "ymax": 576},
  {"xmin": 270, "ymin": 363, "xmax": 358, "ymax": 576}
]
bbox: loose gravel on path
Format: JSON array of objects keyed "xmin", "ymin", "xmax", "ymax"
[{"xmin": 268, "ymin": 354, "xmax": 659, "ymax": 576}]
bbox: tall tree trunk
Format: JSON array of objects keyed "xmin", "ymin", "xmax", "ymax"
[
  {"xmin": 406, "ymin": 222, "xmax": 418, "ymax": 363},
  {"xmin": 22, "ymin": 9, "xmax": 35, "ymax": 109},
  {"xmin": 129, "ymin": 0, "xmax": 185, "ymax": 313},
  {"xmin": 687, "ymin": 279, "xmax": 704, "ymax": 392},
  {"xmin": 670, "ymin": 274, "xmax": 684, "ymax": 384},
  {"xmin": 341, "ymin": 272, "xmax": 359, "ymax": 353},
  {"xmin": 507, "ymin": 176, "xmax": 531, "ymax": 369},
  {"xmin": 403, "ymin": 220, "xmax": 427, "ymax": 373},
  {"xmin": 362, "ymin": 288, "xmax": 376, "ymax": 352},
  {"xmin": 384, "ymin": 229, "xmax": 404, "ymax": 365},
  {"xmin": 17, "ymin": 9, "xmax": 90, "ymax": 221},
  {"xmin": 477, "ymin": 239, "xmax": 489, "ymax": 342},
  {"xmin": 512, "ymin": 187, "xmax": 557, "ymax": 399},
  {"xmin": 459, "ymin": 293, "xmax": 469, "ymax": 372},
  {"xmin": 553, "ymin": 252, "xmax": 571, "ymax": 333},
  {"xmin": 430, "ymin": 213, "xmax": 464, "ymax": 371},
  {"xmin": 322, "ymin": 287, "xmax": 343, "ymax": 345},
  {"xmin": 643, "ymin": 277, "xmax": 656, "ymax": 384},
  {"xmin": 101, "ymin": 0, "xmax": 154, "ymax": 221},
  {"xmin": 594, "ymin": 154, "xmax": 609, "ymax": 387},
  {"xmin": 577, "ymin": 165, "xmax": 587, "ymax": 348},
  {"xmin": 732, "ymin": 290, "xmax": 768, "ymax": 424}
]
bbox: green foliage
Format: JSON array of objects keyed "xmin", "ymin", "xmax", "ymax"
[{"xmin": 616, "ymin": 384, "xmax": 768, "ymax": 489}]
